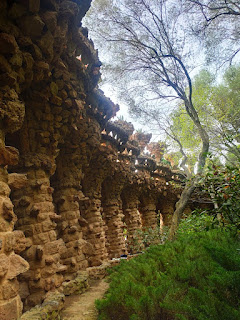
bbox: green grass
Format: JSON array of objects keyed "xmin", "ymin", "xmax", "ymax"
[{"xmin": 96, "ymin": 229, "xmax": 240, "ymax": 320}]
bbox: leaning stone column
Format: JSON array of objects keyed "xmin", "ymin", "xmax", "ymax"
[
  {"xmin": 121, "ymin": 185, "xmax": 142, "ymax": 253},
  {"xmin": 11, "ymin": 154, "xmax": 66, "ymax": 310},
  {"xmin": 0, "ymin": 85, "xmax": 29, "ymax": 319},
  {"xmin": 0, "ymin": 131, "xmax": 29, "ymax": 319},
  {"xmin": 102, "ymin": 199, "xmax": 126, "ymax": 258},
  {"xmin": 81, "ymin": 149, "xmax": 115, "ymax": 266},
  {"xmin": 158, "ymin": 194, "xmax": 177, "ymax": 227},
  {"xmin": 101, "ymin": 172, "xmax": 127, "ymax": 259},
  {"xmin": 51, "ymin": 147, "xmax": 89, "ymax": 280},
  {"xmin": 140, "ymin": 192, "xmax": 158, "ymax": 230},
  {"xmin": 80, "ymin": 198, "xmax": 108, "ymax": 266}
]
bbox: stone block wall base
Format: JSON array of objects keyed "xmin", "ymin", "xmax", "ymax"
[
  {"xmin": 86, "ymin": 259, "xmax": 120, "ymax": 280},
  {"xmin": 19, "ymin": 259, "xmax": 121, "ymax": 319},
  {"xmin": 20, "ymin": 292, "xmax": 65, "ymax": 320},
  {"xmin": 62, "ymin": 271, "xmax": 89, "ymax": 296},
  {"xmin": 20, "ymin": 271, "xmax": 89, "ymax": 319}
]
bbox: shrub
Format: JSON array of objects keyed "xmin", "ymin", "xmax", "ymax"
[
  {"xmin": 128, "ymin": 226, "xmax": 168, "ymax": 253},
  {"xmin": 177, "ymin": 209, "xmax": 220, "ymax": 235},
  {"xmin": 96, "ymin": 229, "xmax": 240, "ymax": 320},
  {"xmin": 199, "ymin": 162, "xmax": 240, "ymax": 229}
]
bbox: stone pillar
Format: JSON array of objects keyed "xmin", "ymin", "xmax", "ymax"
[
  {"xmin": 81, "ymin": 150, "xmax": 116, "ymax": 266},
  {"xmin": 0, "ymin": 131, "xmax": 29, "ymax": 320},
  {"xmin": 140, "ymin": 193, "xmax": 158, "ymax": 230},
  {"xmin": 101, "ymin": 173, "xmax": 127, "ymax": 259},
  {"xmin": 158, "ymin": 197, "xmax": 176, "ymax": 227},
  {"xmin": 102, "ymin": 199, "xmax": 126, "ymax": 258},
  {"xmin": 11, "ymin": 155, "xmax": 65, "ymax": 310},
  {"xmin": 79, "ymin": 198, "xmax": 108, "ymax": 266},
  {"xmin": 121, "ymin": 185, "xmax": 142, "ymax": 253},
  {"xmin": 51, "ymin": 147, "xmax": 89, "ymax": 280}
]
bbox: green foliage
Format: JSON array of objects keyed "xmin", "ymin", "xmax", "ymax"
[
  {"xmin": 199, "ymin": 162, "xmax": 240, "ymax": 229},
  {"xmin": 177, "ymin": 210, "xmax": 218, "ymax": 235},
  {"xmin": 96, "ymin": 230, "xmax": 240, "ymax": 320},
  {"xmin": 169, "ymin": 65, "xmax": 240, "ymax": 164},
  {"xmin": 128, "ymin": 227, "xmax": 168, "ymax": 253},
  {"xmin": 160, "ymin": 158, "xmax": 172, "ymax": 166},
  {"xmin": 41, "ymin": 310, "xmax": 61, "ymax": 320}
]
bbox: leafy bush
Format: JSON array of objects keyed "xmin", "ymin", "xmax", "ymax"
[
  {"xmin": 199, "ymin": 162, "xmax": 240, "ymax": 229},
  {"xmin": 177, "ymin": 209, "xmax": 220, "ymax": 235},
  {"xmin": 128, "ymin": 227, "xmax": 168, "ymax": 253},
  {"xmin": 96, "ymin": 230, "xmax": 240, "ymax": 320}
]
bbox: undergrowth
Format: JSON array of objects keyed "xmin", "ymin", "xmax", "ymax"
[{"xmin": 96, "ymin": 228, "xmax": 240, "ymax": 320}]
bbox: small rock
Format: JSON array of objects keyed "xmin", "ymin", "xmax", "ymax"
[
  {"xmin": 8, "ymin": 173, "xmax": 28, "ymax": 190},
  {"xmin": 0, "ymin": 33, "xmax": 18, "ymax": 54},
  {"xmin": 0, "ymin": 54, "xmax": 11, "ymax": 73},
  {"xmin": 0, "ymin": 254, "xmax": 9, "ymax": 278},
  {"xmin": 13, "ymin": 230, "xmax": 27, "ymax": 254},
  {"xmin": 50, "ymin": 82, "xmax": 58, "ymax": 96},
  {"xmin": 0, "ymin": 146, "xmax": 19, "ymax": 166}
]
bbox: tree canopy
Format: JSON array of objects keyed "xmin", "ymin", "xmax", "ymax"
[
  {"xmin": 182, "ymin": 0, "xmax": 240, "ymax": 66},
  {"xmin": 169, "ymin": 65, "xmax": 240, "ymax": 165}
]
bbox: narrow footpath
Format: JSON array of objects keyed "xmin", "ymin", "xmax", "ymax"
[{"xmin": 60, "ymin": 279, "xmax": 109, "ymax": 320}]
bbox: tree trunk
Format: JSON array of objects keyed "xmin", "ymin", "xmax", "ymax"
[
  {"xmin": 169, "ymin": 179, "xmax": 197, "ymax": 240},
  {"xmin": 168, "ymin": 97, "xmax": 210, "ymax": 240}
]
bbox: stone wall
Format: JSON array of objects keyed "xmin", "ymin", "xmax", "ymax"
[{"xmin": 0, "ymin": 1, "xmax": 200, "ymax": 318}]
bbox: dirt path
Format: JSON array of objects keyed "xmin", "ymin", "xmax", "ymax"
[{"xmin": 60, "ymin": 279, "xmax": 109, "ymax": 320}]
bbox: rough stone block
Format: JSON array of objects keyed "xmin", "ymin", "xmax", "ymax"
[
  {"xmin": 0, "ymin": 182, "xmax": 10, "ymax": 197},
  {"xmin": 0, "ymin": 33, "xmax": 18, "ymax": 54},
  {"xmin": 8, "ymin": 173, "xmax": 28, "ymax": 190},
  {"xmin": 18, "ymin": 15, "xmax": 45, "ymax": 38},
  {"xmin": 0, "ymin": 146, "xmax": 19, "ymax": 166},
  {"xmin": 62, "ymin": 272, "xmax": 89, "ymax": 296},
  {"xmin": 0, "ymin": 54, "xmax": 11, "ymax": 73},
  {"xmin": 44, "ymin": 240, "xmax": 61, "ymax": 255},
  {"xmin": 3, "ymin": 231, "xmax": 16, "ymax": 253},
  {"xmin": 29, "ymin": 0, "xmax": 40, "ymax": 13},
  {"xmin": 20, "ymin": 291, "xmax": 64, "ymax": 320},
  {"xmin": 40, "ymin": 11, "xmax": 58, "ymax": 33},
  {"xmin": 1, "ymin": 278, "xmax": 19, "ymax": 300},
  {"xmin": 87, "ymin": 263, "xmax": 111, "ymax": 280},
  {"xmin": 0, "ymin": 295, "xmax": 22, "ymax": 320},
  {"xmin": 7, "ymin": 253, "xmax": 29, "ymax": 280},
  {"xmin": 32, "ymin": 233, "xmax": 49, "ymax": 245},
  {"xmin": 0, "ymin": 253, "xmax": 9, "ymax": 278},
  {"xmin": 19, "ymin": 282, "xmax": 30, "ymax": 300}
]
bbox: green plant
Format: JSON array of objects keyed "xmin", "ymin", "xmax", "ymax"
[
  {"xmin": 96, "ymin": 229, "xmax": 240, "ymax": 320},
  {"xmin": 128, "ymin": 227, "xmax": 168, "ymax": 253},
  {"xmin": 199, "ymin": 162, "xmax": 240, "ymax": 229},
  {"xmin": 177, "ymin": 209, "xmax": 219, "ymax": 235},
  {"xmin": 42, "ymin": 310, "xmax": 61, "ymax": 320}
]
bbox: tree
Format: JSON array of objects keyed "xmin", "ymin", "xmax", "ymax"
[
  {"xmin": 170, "ymin": 66, "xmax": 240, "ymax": 165},
  {"xmin": 86, "ymin": 0, "xmax": 210, "ymax": 238},
  {"xmin": 184, "ymin": 0, "xmax": 240, "ymax": 65}
]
